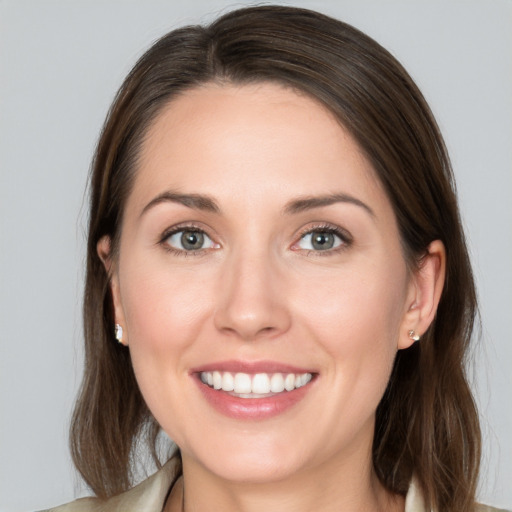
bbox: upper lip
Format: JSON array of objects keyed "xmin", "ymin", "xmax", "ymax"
[{"xmin": 190, "ymin": 360, "xmax": 315, "ymax": 375}]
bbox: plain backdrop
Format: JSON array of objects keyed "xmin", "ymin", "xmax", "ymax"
[{"xmin": 0, "ymin": 1, "xmax": 511, "ymax": 510}]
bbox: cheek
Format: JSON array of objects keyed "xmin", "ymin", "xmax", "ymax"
[
  {"xmin": 302, "ymin": 262, "xmax": 405, "ymax": 336},
  {"xmin": 121, "ymin": 263, "xmax": 210, "ymax": 345},
  {"xmin": 117, "ymin": 261, "xmax": 217, "ymax": 408},
  {"xmin": 117, "ymin": 264, "xmax": 216, "ymax": 442},
  {"xmin": 296, "ymin": 259, "xmax": 407, "ymax": 391}
]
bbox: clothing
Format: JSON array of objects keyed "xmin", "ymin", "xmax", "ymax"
[{"xmin": 44, "ymin": 459, "xmax": 508, "ymax": 512}]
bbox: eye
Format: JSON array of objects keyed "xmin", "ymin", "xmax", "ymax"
[
  {"xmin": 164, "ymin": 228, "xmax": 218, "ymax": 252},
  {"xmin": 295, "ymin": 227, "xmax": 349, "ymax": 252}
]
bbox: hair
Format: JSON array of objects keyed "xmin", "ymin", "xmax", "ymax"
[{"xmin": 71, "ymin": 5, "xmax": 481, "ymax": 511}]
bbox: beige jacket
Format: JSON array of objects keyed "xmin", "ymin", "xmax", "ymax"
[{"xmin": 45, "ymin": 459, "xmax": 508, "ymax": 512}]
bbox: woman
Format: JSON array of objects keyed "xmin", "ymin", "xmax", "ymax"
[{"xmin": 44, "ymin": 5, "xmax": 506, "ymax": 512}]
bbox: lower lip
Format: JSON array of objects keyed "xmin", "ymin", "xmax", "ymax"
[{"xmin": 194, "ymin": 376, "xmax": 314, "ymax": 420}]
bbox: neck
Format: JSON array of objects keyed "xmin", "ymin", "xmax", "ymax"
[{"xmin": 165, "ymin": 447, "xmax": 404, "ymax": 512}]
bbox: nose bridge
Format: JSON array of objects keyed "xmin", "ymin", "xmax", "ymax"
[{"xmin": 214, "ymin": 241, "xmax": 290, "ymax": 340}]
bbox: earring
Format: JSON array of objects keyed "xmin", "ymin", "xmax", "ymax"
[
  {"xmin": 115, "ymin": 324, "xmax": 124, "ymax": 345},
  {"xmin": 408, "ymin": 329, "xmax": 420, "ymax": 342}
]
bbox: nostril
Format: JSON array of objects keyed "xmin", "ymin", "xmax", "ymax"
[{"xmin": 217, "ymin": 323, "xmax": 279, "ymax": 341}]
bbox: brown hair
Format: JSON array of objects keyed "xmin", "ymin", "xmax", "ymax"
[{"xmin": 71, "ymin": 5, "xmax": 480, "ymax": 511}]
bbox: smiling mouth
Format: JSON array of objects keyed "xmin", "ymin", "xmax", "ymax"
[{"xmin": 199, "ymin": 371, "xmax": 313, "ymax": 398}]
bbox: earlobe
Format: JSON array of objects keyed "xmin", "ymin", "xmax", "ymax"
[
  {"xmin": 97, "ymin": 235, "xmax": 128, "ymax": 346},
  {"xmin": 398, "ymin": 240, "xmax": 446, "ymax": 349}
]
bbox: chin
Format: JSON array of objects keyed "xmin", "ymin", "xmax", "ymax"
[{"xmin": 183, "ymin": 432, "xmax": 310, "ymax": 484}]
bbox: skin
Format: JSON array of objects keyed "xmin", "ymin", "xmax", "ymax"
[{"xmin": 98, "ymin": 82, "xmax": 445, "ymax": 512}]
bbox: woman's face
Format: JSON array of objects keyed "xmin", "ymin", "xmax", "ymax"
[{"xmin": 106, "ymin": 83, "xmax": 420, "ymax": 483}]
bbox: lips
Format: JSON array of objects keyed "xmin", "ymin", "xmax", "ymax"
[{"xmin": 192, "ymin": 360, "xmax": 316, "ymax": 420}]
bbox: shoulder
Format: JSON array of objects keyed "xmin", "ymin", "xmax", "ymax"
[
  {"xmin": 41, "ymin": 458, "xmax": 180, "ymax": 512},
  {"xmin": 475, "ymin": 505, "xmax": 511, "ymax": 512},
  {"xmin": 37, "ymin": 496, "xmax": 102, "ymax": 512},
  {"xmin": 405, "ymin": 477, "xmax": 510, "ymax": 512}
]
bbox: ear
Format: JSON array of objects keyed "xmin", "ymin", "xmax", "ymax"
[
  {"xmin": 398, "ymin": 240, "xmax": 446, "ymax": 349},
  {"xmin": 97, "ymin": 235, "xmax": 128, "ymax": 346}
]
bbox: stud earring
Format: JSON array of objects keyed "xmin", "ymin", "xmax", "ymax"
[
  {"xmin": 408, "ymin": 329, "xmax": 420, "ymax": 342},
  {"xmin": 115, "ymin": 324, "xmax": 124, "ymax": 345}
]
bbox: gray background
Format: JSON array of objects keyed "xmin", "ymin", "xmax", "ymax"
[{"xmin": 0, "ymin": 0, "xmax": 510, "ymax": 510}]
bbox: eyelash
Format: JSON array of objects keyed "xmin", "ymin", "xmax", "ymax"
[
  {"xmin": 294, "ymin": 223, "xmax": 353, "ymax": 257},
  {"xmin": 159, "ymin": 223, "xmax": 215, "ymax": 257},
  {"xmin": 158, "ymin": 222, "xmax": 352, "ymax": 257}
]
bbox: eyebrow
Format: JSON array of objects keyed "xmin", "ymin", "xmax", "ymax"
[
  {"xmin": 140, "ymin": 190, "xmax": 374, "ymax": 218},
  {"xmin": 283, "ymin": 193, "xmax": 375, "ymax": 217},
  {"xmin": 140, "ymin": 191, "xmax": 221, "ymax": 217}
]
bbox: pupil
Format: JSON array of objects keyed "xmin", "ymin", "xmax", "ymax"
[
  {"xmin": 312, "ymin": 232, "xmax": 334, "ymax": 250},
  {"xmin": 181, "ymin": 231, "xmax": 204, "ymax": 250}
]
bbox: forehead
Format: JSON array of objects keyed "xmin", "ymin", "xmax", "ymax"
[{"xmin": 130, "ymin": 82, "xmax": 390, "ymax": 219}]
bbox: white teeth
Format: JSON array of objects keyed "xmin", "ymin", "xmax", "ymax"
[
  {"xmin": 222, "ymin": 372, "xmax": 234, "ymax": 391},
  {"xmin": 270, "ymin": 373, "xmax": 285, "ymax": 392},
  {"xmin": 234, "ymin": 373, "xmax": 252, "ymax": 394},
  {"xmin": 252, "ymin": 373, "xmax": 271, "ymax": 394},
  {"xmin": 284, "ymin": 373, "xmax": 295, "ymax": 391},
  {"xmin": 295, "ymin": 373, "xmax": 312, "ymax": 388},
  {"xmin": 212, "ymin": 371, "xmax": 222, "ymax": 390},
  {"xmin": 200, "ymin": 371, "xmax": 313, "ymax": 396}
]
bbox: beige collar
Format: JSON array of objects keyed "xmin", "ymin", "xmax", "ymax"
[{"xmin": 52, "ymin": 460, "xmax": 504, "ymax": 512}]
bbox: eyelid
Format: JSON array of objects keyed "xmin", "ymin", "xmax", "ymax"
[
  {"xmin": 158, "ymin": 221, "xmax": 351, "ymax": 255},
  {"xmin": 158, "ymin": 222, "xmax": 220, "ymax": 253},
  {"xmin": 291, "ymin": 222, "xmax": 353, "ymax": 253}
]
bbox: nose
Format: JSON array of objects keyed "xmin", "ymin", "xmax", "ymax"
[{"xmin": 213, "ymin": 249, "xmax": 291, "ymax": 341}]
